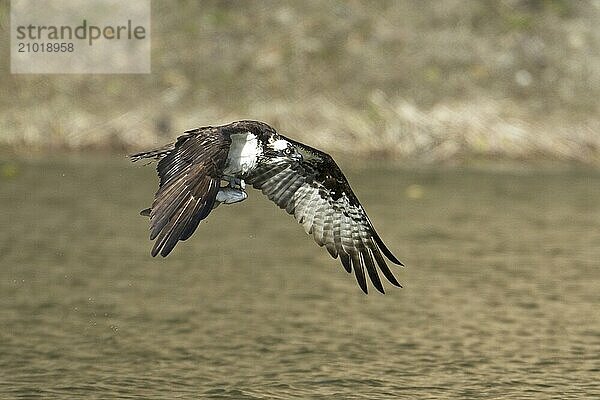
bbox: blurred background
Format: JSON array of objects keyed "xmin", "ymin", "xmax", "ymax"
[
  {"xmin": 1, "ymin": 0, "xmax": 599, "ymax": 162},
  {"xmin": 1, "ymin": 1, "xmax": 599, "ymax": 399}
]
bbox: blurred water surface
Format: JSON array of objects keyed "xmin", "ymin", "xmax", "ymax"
[{"xmin": 1, "ymin": 156, "xmax": 599, "ymax": 399}]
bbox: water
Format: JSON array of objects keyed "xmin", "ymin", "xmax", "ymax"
[{"xmin": 1, "ymin": 156, "xmax": 599, "ymax": 399}]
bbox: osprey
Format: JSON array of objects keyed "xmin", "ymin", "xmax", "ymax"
[{"xmin": 131, "ymin": 120, "xmax": 403, "ymax": 294}]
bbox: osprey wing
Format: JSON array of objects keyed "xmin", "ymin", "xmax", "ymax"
[
  {"xmin": 131, "ymin": 127, "xmax": 231, "ymax": 257},
  {"xmin": 246, "ymin": 139, "xmax": 403, "ymax": 294}
]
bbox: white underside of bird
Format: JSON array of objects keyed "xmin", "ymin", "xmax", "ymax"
[
  {"xmin": 223, "ymin": 132, "xmax": 261, "ymax": 176},
  {"xmin": 217, "ymin": 131, "xmax": 262, "ymax": 207}
]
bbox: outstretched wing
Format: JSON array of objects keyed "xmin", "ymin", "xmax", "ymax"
[
  {"xmin": 131, "ymin": 127, "xmax": 231, "ymax": 257},
  {"xmin": 246, "ymin": 138, "xmax": 403, "ymax": 294}
]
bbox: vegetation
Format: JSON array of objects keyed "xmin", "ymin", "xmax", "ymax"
[{"xmin": 1, "ymin": 0, "xmax": 598, "ymax": 163}]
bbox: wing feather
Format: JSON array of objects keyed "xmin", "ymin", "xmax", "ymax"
[
  {"xmin": 350, "ymin": 250, "xmax": 368, "ymax": 294},
  {"xmin": 339, "ymin": 250, "xmax": 352, "ymax": 274},
  {"xmin": 277, "ymin": 176, "xmax": 304, "ymax": 208},
  {"xmin": 312, "ymin": 205, "xmax": 326, "ymax": 246},
  {"xmin": 331, "ymin": 209, "xmax": 343, "ymax": 259},
  {"xmin": 370, "ymin": 238, "xmax": 402, "ymax": 288},
  {"xmin": 322, "ymin": 209, "xmax": 337, "ymax": 258},
  {"xmin": 272, "ymin": 172, "xmax": 302, "ymax": 207},
  {"xmin": 361, "ymin": 250, "xmax": 384, "ymax": 293}
]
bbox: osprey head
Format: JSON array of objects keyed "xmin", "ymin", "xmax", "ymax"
[
  {"xmin": 221, "ymin": 120, "xmax": 302, "ymax": 162},
  {"xmin": 264, "ymin": 136, "xmax": 303, "ymax": 162}
]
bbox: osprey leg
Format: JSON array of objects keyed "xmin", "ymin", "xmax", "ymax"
[{"xmin": 223, "ymin": 176, "xmax": 246, "ymax": 190}]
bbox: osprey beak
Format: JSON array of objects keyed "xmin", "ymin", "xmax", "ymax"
[{"xmin": 293, "ymin": 152, "xmax": 303, "ymax": 162}]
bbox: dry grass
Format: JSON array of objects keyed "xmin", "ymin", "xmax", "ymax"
[{"xmin": 1, "ymin": 0, "xmax": 599, "ymax": 163}]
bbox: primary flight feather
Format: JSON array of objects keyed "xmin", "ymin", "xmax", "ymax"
[{"xmin": 131, "ymin": 120, "xmax": 403, "ymax": 294}]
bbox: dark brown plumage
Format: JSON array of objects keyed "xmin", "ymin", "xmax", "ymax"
[{"xmin": 132, "ymin": 127, "xmax": 231, "ymax": 257}]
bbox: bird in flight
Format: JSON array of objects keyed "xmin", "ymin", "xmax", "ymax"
[{"xmin": 131, "ymin": 120, "xmax": 403, "ymax": 294}]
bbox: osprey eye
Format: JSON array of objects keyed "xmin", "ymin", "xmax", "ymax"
[{"xmin": 283, "ymin": 148, "xmax": 292, "ymax": 155}]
